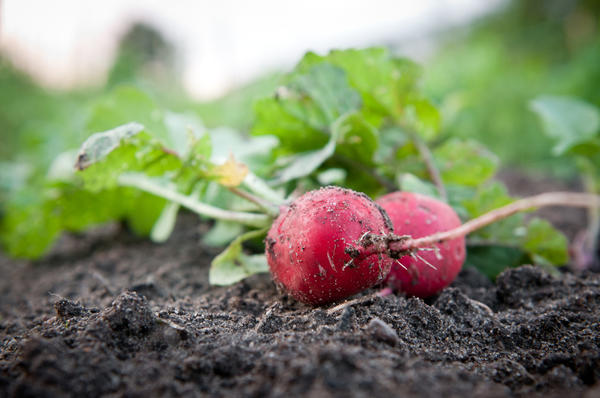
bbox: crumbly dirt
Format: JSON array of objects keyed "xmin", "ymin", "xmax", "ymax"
[
  {"xmin": 1, "ymin": 212, "xmax": 599, "ymax": 398},
  {"xmin": 1, "ymin": 171, "xmax": 599, "ymax": 398}
]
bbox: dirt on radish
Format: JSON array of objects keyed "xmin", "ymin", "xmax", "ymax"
[
  {"xmin": 266, "ymin": 186, "xmax": 394, "ymax": 305},
  {"xmin": 377, "ymin": 191, "xmax": 466, "ymax": 298},
  {"xmin": 1, "ymin": 208, "xmax": 600, "ymax": 398}
]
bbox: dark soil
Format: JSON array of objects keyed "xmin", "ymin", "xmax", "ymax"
[{"xmin": 1, "ymin": 175, "xmax": 600, "ymax": 397}]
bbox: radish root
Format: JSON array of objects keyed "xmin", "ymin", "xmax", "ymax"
[{"xmin": 349, "ymin": 191, "xmax": 600, "ymax": 259}]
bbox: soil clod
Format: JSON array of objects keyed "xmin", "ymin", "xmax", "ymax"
[{"xmin": 366, "ymin": 318, "xmax": 399, "ymax": 346}]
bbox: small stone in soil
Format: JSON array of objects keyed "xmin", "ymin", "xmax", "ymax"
[
  {"xmin": 336, "ymin": 306, "xmax": 357, "ymax": 332},
  {"xmin": 367, "ymin": 317, "xmax": 399, "ymax": 346},
  {"xmin": 54, "ymin": 298, "xmax": 86, "ymax": 318},
  {"xmin": 102, "ymin": 291, "xmax": 156, "ymax": 335}
]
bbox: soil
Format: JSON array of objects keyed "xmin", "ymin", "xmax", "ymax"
[{"xmin": 1, "ymin": 173, "xmax": 600, "ymax": 397}]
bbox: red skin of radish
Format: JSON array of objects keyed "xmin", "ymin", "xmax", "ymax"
[
  {"xmin": 266, "ymin": 186, "xmax": 394, "ymax": 306},
  {"xmin": 376, "ymin": 192, "xmax": 466, "ymax": 298}
]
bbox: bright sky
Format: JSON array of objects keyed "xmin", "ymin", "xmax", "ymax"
[{"xmin": 0, "ymin": 0, "xmax": 504, "ymax": 99}]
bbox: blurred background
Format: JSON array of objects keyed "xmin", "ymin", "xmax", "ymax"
[{"xmin": 1, "ymin": 0, "xmax": 599, "ymax": 190}]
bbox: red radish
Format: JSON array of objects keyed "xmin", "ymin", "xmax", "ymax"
[
  {"xmin": 266, "ymin": 186, "xmax": 394, "ymax": 305},
  {"xmin": 376, "ymin": 192, "xmax": 465, "ymax": 298}
]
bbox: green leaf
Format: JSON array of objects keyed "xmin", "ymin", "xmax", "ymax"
[
  {"xmin": 374, "ymin": 126, "xmax": 410, "ymax": 163},
  {"xmin": 150, "ymin": 202, "xmax": 180, "ymax": 243},
  {"xmin": 3, "ymin": 116, "xmax": 263, "ymax": 258},
  {"xmin": 54, "ymin": 185, "xmax": 167, "ymax": 238},
  {"xmin": 465, "ymin": 245, "xmax": 529, "ymax": 280},
  {"xmin": 251, "ymin": 48, "xmax": 444, "ymax": 196},
  {"xmin": 273, "ymin": 112, "xmax": 378, "ymax": 184},
  {"xmin": 286, "ymin": 63, "xmax": 362, "ymax": 126},
  {"xmin": 403, "ymin": 96, "xmax": 441, "ymax": 141},
  {"xmin": 298, "ymin": 48, "xmax": 420, "ymax": 119},
  {"xmin": 530, "ymin": 96, "xmax": 600, "ymax": 155},
  {"xmin": 275, "ymin": 135, "xmax": 337, "ymax": 183},
  {"xmin": 123, "ymin": 191, "xmax": 168, "ymax": 236},
  {"xmin": 47, "ymin": 150, "xmax": 78, "ymax": 182},
  {"xmin": 209, "ymin": 127, "xmax": 278, "ymax": 173},
  {"xmin": 296, "ymin": 48, "xmax": 440, "ymax": 139},
  {"xmin": 163, "ymin": 111, "xmax": 206, "ymax": 157},
  {"xmin": 445, "ymin": 184, "xmax": 476, "ymax": 220},
  {"xmin": 252, "ymin": 63, "xmax": 361, "ymax": 152},
  {"xmin": 568, "ymin": 138, "xmax": 600, "ymax": 159},
  {"xmin": 317, "ymin": 168, "xmax": 347, "ymax": 185},
  {"xmin": 209, "ymin": 228, "xmax": 269, "ymax": 286},
  {"xmin": 75, "ymin": 122, "xmax": 217, "ymax": 194},
  {"xmin": 181, "ymin": 133, "xmax": 213, "ymax": 182},
  {"xmin": 77, "ymin": 126, "xmax": 182, "ymax": 192},
  {"xmin": 522, "ymin": 218, "xmax": 568, "ymax": 266},
  {"xmin": 212, "ymin": 254, "xmax": 268, "ymax": 286},
  {"xmin": 433, "ymin": 139, "xmax": 498, "ymax": 186},
  {"xmin": 86, "ymin": 86, "xmax": 168, "ymax": 142},
  {"xmin": 463, "ymin": 182, "xmax": 513, "ymax": 217},
  {"xmin": 0, "ymin": 194, "xmax": 61, "ymax": 259},
  {"xmin": 335, "ymin": 112, "xmax": 379, "ymax": 165},
  {"xmin": 462, "ymin": 182, "xmax": 569, "ymax": 274},
  {"xmin": 203, "ymin": 220, "xmax": 245, "ymax": 247},
  {"xmin": 463, "ymin": 182, "xmax": 524, "ymax": 245},
  {"xmin": 0, "ymin": 162, "xmax": 32, "ymax": 197},
  {"xmin": 0, "ymin": 184, "xmax": 166, "ymax": 259},
  {"xmin": 398, "ymin": 173, "xmax": 440, "ymax": 199},
  {"xmin": 252, "ymin": 97, "xmax": 327, "ymax": 152},
  {"xmin": 75, "ymin": 122, "xmax": 144, "ymax": 171},
  {"xmin": 464, "ymin": 217, "xmax": 569, "ymax": 280}
]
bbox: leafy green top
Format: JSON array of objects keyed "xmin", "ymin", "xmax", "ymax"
[{"xmin": 0, "ymin": 48, "xmax": 572, "ymax": 282}]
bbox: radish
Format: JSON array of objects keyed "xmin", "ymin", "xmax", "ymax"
[
  {"xmin": 376, "ymin": 192, "xmax": 466, "ymax": 298},
  {"xmin": 266, "ymin": 186, "xmax": 394, "ymax": 305}
]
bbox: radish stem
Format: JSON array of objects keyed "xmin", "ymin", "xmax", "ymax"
[
  {"xmin": 411, "ymin": 133, "xmax": 447, "ymax": 201},
  {"xmin": 583, "ymin": 174, "xmax": 600, "ymax": 262},
  {"xmin": 242, "ymin": 172, "xmax": 285, "ymax": 205},
  {"xmin": 118, "ymin": 173, "xmax": 272, "ymax": 228},
  {"xmin": 228, "ymin": 186, "xmax": 279, "ymax": 217},
  {"xmin": 400, "ymin": 191, "xmax": 600, "ymax": 252},
  {"xmin": 351, "ymin": 192, "xmax": 600, "ymax": 259}
]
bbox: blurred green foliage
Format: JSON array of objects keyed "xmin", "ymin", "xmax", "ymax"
[
  {"xmin": 0, "ymin": 59, "xmax": 87, "ymax": 178},
  {"xmin": 0, "ymin": 22, "xmax": 275, "ymax": 201},
  {"xmin": 424, "ymin": 0, "xmax": 600, "ymax": 175},
  {"xmin": 0, "ymin": 21, "xmax": 280, "ymax": 260},
  {"xmin": 1, "ymin": 2, "xmax": 597, "ymax": 277}
]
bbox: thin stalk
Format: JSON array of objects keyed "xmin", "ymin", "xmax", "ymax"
[
  {"xmin": 326, "ymin": 293, "xmax": 379, "ymax": 314},
  {"xmin": 349, "ymin": 192, "xmax": 600, "ymax": 259},
  {"xmin": 583, "ymin": 174, "xmax": 600, "ymax": 258},
  {"xmin": 588, "ymin": 209, "xmax": 600, "ymax": 260},
  {"xmin": 228, "ymin": 186, "xmax": 280, "ymax": 217},
  {"xmin": 242, "ymin": 172, "xmax": 285, "ymax": 205},
  {"xmin": 411, "ymin": 133, "xmax": 447, "ymax": 201},
  {"xmin": 118, "ymin": 173, "xmax": 272, "ymax": 228}
]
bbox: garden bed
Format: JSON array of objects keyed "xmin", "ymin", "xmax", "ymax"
[{"xmin": 1, "ymin": 197, "xmax": 599, "ymax": 397}]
